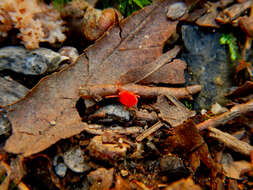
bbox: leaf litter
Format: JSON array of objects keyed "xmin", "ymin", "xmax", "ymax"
[
  {"xmin": 4, "ymin": 0, "xmax": 184, "ymax": 157},
  {"xmin": 1, "ymin": 0, "xmax": 253, "ymax": 189}
]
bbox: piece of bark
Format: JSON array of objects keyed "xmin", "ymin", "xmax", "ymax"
[
  {"xmin": 196, "ymin": 2, "xmax": 220, "ymax": 28},
  {"xmin": 239, "ymin": 16, "xmax": 253, "ymax": 37},
  {"xmin": 82, "ymin": 124, "xmax": 143, "ymax": 135},
  {"xmin": 216, "ymin": 0, "xmax": 252, "ymax": 24},
  {"xmin": 4, "ymin": 0, "xmax": 178, "ymax": 156},
  {"xmin": 154, "ymin": 95, "xmax": 195, "ymax": 127},
  {"xmin": 226, "ymin": 81, "xmax": 253, "ymax": 98},
  {"xmin": 197, "ymin": 99, "xmax": 253, "ymax": 131},
  {"xmin": 80, "ymin": 83, "xmax": 202, "ymax": 101},
  {"xmin": 119, "ymin": 46, "xmax": 181, "ymax": 84},
  {"xmin": 208, "ymin": 127, "xmax": 253, "ymax": 156}
]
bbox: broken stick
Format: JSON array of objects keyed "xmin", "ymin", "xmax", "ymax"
[
  {"xmin": 136, "ymin": 121, "xmax": 163, "ymax": 142},
  {"xmin": 79, "ymin": 83, "xmax": 201, "ymax": 101},
  {"xmin": 197, "ymin": 99, "xmax": 253, "ymax": 131},
  {"xmin": 208, "ymin": 127, "xmax": 253, "ymax": 156}
]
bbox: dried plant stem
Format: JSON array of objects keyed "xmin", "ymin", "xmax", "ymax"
[
  {"xmin": 208, "ymin": 127, "xmax": 253, "ymax": 156},
  {"xmin": 136, "ymin": 121, "xmax": 163, "ymax": 142},
  {"xmin": 197, "ymin": 99, "xmax": 253, "ymax": 131},
  {"xmin": 80, "ymin": 84, "xmax": 201, "ymax": 101}
]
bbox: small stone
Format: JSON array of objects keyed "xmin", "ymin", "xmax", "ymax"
[
  {"xmin": 63, "ymin": 147, "xmax": 90, "ymax": 173},
  {"xmin": 200, "ymin": 109, "xmax": 207, "ymax": 115},
  {"xmin": 0, "ymin": 108, "xmax": 11, "ymax": 137},
  {"xmin": 160, "ymin": 155, "xmax": 189, "ymax": 177},
  {"xmin": 58, "ymin": 46, "xmax": 79, "ymax": 64},
  {"xmin": 0, "ymin": 46, "xmax": 69, "ymax": 75},
  {"xmin": 88, "ymin": 135, "xmax": 130, "ymax": 162},
  {"xmin": 0, "ymin": 76, "xmax": 29, "ymax": 107},
  {"xmin": 55, "ymin": 163, "xmax": 67, "ymax": 177},
  {"xmin": 88, "ymin": 104, "xmax": 131, "ymax": 124},
  {"xmin": 211, "ymin": 103, "xmax": 228, "ymax": 115},
  {"xmin": 120, "ymin": 169, "xmax": 128, "ymax": 177},
  {"xmin": 167, "ymin": 2, "xmax": 187, "ymax": 20},
  {"xmin": 50, "ymin": 120, "xmax": 56, "ymax": 126}
]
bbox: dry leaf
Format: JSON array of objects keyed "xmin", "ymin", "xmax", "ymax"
[
  {"xmin": 119, "ymin": 46, "xmax": 182, "ymax": 84},
  {"xmin": 163, "ymin": 177, "xmax": 202, "ymax": 190},
  {"xmin": 4, "ymin": 0, "xmax": 177, "ymax": 157},
  {"xmin": 154, "ymin": 95, "xmax": 195, "ymax": 127},
  {"xmin": 222, "ymin": 160, "xmax": 252, "ymax": 179}
]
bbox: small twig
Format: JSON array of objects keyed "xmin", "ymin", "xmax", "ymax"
[
  {"xmin": 197, "ymin": 99, "xmax": 253, "ymax": 131},
  {"xmin": 136, "ymin": 121, "xmax": 163, "ymax": 142},
  {"xmin": 80, "ymin": 83, "xmax": 202, "ymax": 101},
  {"xmin": 208, "ymin": 127, "xmax": 253, "ymax": 156}
]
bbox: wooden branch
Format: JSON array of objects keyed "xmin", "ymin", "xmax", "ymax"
[
  {"xmin": 136, "ymin": 121, "xmax": 163, "ymax": 142},
  {"xmin": 79, "ymin": 83, "xmax": 202, "ymax": 101},
  {"xmin": 197, "ymin": 99, "xmax": 253, "ymax": 131},
  {"xmin": 208, "ymin": 127, "xmax": 253, "ymax": 156}
]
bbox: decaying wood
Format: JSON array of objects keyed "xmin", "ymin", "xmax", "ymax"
[
  {"xmin": 82, "ymin": 124, "xmax": 143, "ymax": 135},
  {"xmin": 136, "ymin": 121, "xmax": 163, "ymax": 142},
  {"xmin": 216, "ymin": 0, "xmax": 252, "ymax": 24},
  {"xmin": 80, "ymin": 83, "xmax": 202, "ymax": 101},
  {"xmin": 208, "ymin": 127, "xmax": 253, "ymax": 156},
  {"xmin": 197, "ymin": 99, "xmax": 253, "ymax": 131}
]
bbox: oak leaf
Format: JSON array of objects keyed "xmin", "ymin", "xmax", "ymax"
[{"xmin": 4, "ymin": 0, "xmax": 178, "ymax": 157}]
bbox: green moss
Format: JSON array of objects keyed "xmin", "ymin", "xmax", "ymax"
[
  {"xmin": 220, "ymin": 33, "xmax": 238, "ymax": 62},
  {"xmin": 118, "ymin": 0, "xmax": 152, "ymax": 16},
  {"xmin": 53, "ymin": 0, "xmax": 70, "ymax": 10},
  {"xmin": 183, "ymin": 100, "xmax": 193, "ymax": 110}
]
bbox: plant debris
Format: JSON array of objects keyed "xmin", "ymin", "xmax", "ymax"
[{"xmin": 1, "ymin": 0, "xmax": 253, "ymax": 189}]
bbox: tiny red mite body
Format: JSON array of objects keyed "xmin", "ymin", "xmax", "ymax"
[{"xmin": 119, "ymin": 90, "xmax": 138, "ymax": 107}]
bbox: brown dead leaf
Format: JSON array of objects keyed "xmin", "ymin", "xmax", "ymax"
[
  {"xmin": 222, "ymin": 160, "xmax": 252, "ymax": 179},
  {"xmin": 141, "ymin": 59, "xmax": 187, "ymax": 84},
  {"xmin": 87, "ymin": 168, "xmax": 114, "ymax": 190},
  {"xmin": 163, "ymin": 177, "xmax": 202, "ymax": 190},
  {"xmin": 4, "ymin": 1, "xmax": 178, "ymax": 156},
  {"xmin": 114, "ymin": 175, "xmax": 132, "ymax": 190},
  {"xmin": 154, "ymin": 95, "xmax": 195, "ymax": 127},
  {"xmin": 119, "ymin": 46, "xmax": 182, "ymax": 84},
  {"xmin": 165, "ymin": 123, "xmax": 204, "ymax": 154}
]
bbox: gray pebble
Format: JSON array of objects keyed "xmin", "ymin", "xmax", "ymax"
[
  {"xmin": 0, "ymin": 76, "xmax": 29, "ymax": 107},
  {"xmin": 0, "ymin": 108, "xmax": 11, "ymax": 137},
  {"xmin": 63, "ymin": 147, "xmax": 90, "ymax": 173},
  {"xmin": 89, "ymin": 104, "xmax": 131, "ymax": 123},
  {"xmin": 167, "ymin": 2, "xmax": 187, "ymax": 20},
  {"xmin": 55, "ymin": 163, "xmax": 68, "ymax": 177},
  {"xmin": 0, "ymin": 46, "xmax": 69, "ymax": 75}
]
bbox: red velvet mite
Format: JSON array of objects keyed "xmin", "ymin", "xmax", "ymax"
[{"xmin": 119, "ymin": 90, "xmax": 139, "ymax": 107}]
